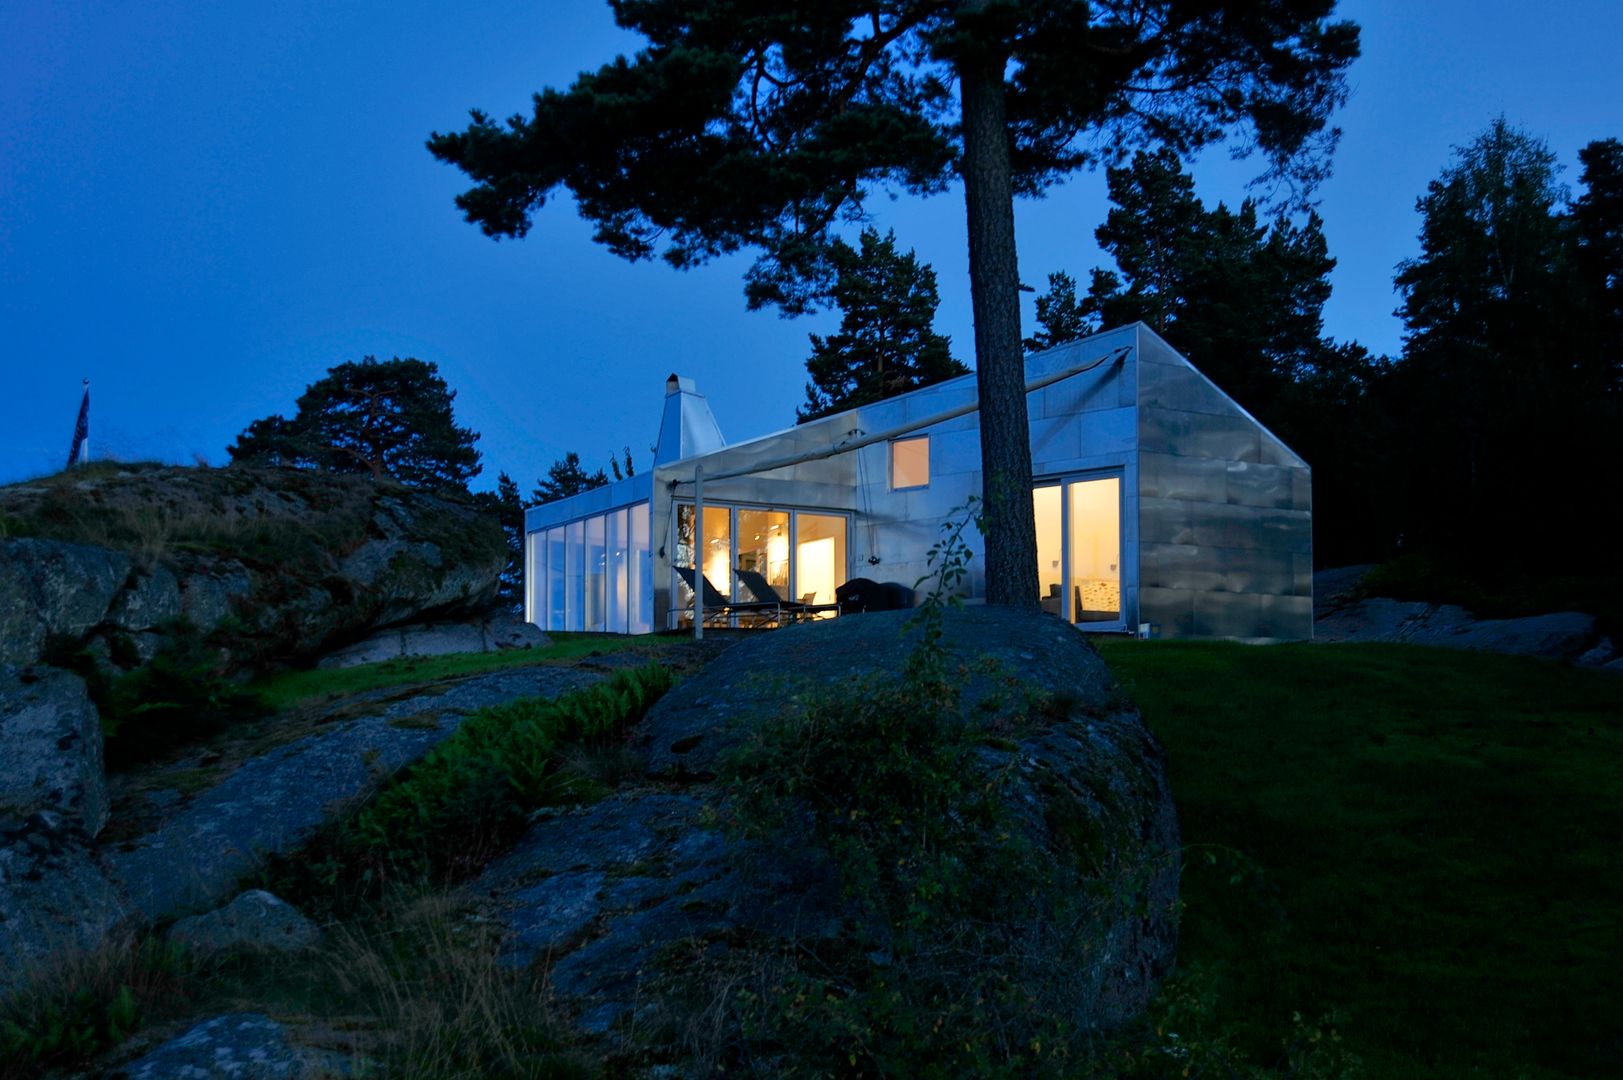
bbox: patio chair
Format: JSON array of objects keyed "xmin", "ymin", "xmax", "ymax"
[
  {"xmin": 674, "ymin": 565, "xmax": 777, "ymax": 628},
  {"xmin": 735, "ymin": 569, "xmax": 841, "ymax": 625}
]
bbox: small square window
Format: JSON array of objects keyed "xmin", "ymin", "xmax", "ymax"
[{"xmin": 891, "ymin": 436, "xmax": 930, "ymax": 490}]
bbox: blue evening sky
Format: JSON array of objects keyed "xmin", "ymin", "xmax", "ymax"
[{"xmin": 3, "ymin": 1, "xmax": 1619, "ymax": 488}]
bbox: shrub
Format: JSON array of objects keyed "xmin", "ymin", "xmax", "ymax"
[
  {"xmin": 260, "ymin": 664, "xmax": 673, "ymax": 915},
  {"xmin": 0, "ymin": 935, "xmax": 191, "ymax": 1079}
]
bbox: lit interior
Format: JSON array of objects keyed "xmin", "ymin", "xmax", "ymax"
[
  {"xmin": 891, "ymin": 436, "xmax": 930, "ymax": 489},
  {"xmin": 1068, "ymin": 476, "xmax": 1121, "ymax": 622},
  {"xmin": 794, "ymin": 512, "xmax": 847, "ymax": 608}
]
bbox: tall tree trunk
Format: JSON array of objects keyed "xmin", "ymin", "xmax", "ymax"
[{"xmin": 957, "ymin": 31, "xmax": 1038, "ymax": 608}]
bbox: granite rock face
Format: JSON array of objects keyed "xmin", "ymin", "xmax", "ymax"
[
  {"xmin": 0, "ymin": 539, "xmax": 131, "ymax": 666},
  {"xmin": 0, "ymin": 812, "xmax": 126, "ymax": 998},
  {"xmin": 0, "ymin": 665, "xmax": 107, "ymax": 835},
  {"xmin": 316, "ymin": 613, "xmax": 549, "ymax": 669},
  {"xmin": 167, "ymin": 890, "xmax": 320, "ymax": 958},
  {"xmin": 480, "ymin": 608, "xmax": 1180, "ymax": 1040},
  {"xmin": 110, "ymin": 1013, "xmax": 349, "ymax": 1079}
]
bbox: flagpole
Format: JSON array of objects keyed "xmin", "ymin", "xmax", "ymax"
[{"xmin": 82, "ymin": 379, "xmax": 89, "ymax": 465}]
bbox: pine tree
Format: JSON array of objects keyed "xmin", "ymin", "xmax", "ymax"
[
  {"xmin": 532, "ymin": 451, "xmax": 608, "ymax": 505},
  {"xmin": 429, "ymin": 2, "xmax": 1359, "ymax": 605},
  {"xmin": 798, "ymin": 230, "xmax": 968, "ymax": 422},
  {"xmin": 228, "ymin": 356, "xmax": 481, "ymax": 494},
  {"xmin": 1023, "ymin": 271, "xmax": 1092, "ymax": 352}
]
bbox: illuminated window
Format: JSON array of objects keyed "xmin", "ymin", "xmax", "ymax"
[{"xmin": 891, "ymin": 435, "xmax": 930, "ymax": 490}]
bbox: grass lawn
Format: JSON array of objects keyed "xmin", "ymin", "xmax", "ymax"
[
  {"xmin": 251, "ymin": 632, "xmax": 680, "ymax": 711},
  {"xmin": 1094, "ymin": 640, "xmax": 1622, "ymax": 1078}
]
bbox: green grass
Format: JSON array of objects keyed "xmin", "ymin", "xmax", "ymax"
[
  {"xmin": 1094, "ymin": 639, "xmax": 1623, "ymax": 1078},
  {"xmin": 258, "ymin": 664, "xmax": 674, "ymax": 916},
  {"xmin": 251, "ymin": 632, "xmax": 679, "ymax": 711}
]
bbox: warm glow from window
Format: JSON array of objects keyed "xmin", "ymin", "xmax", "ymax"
[{"xmin": 891, "ymin": 436, "xmax": 930, "ymax": 489}]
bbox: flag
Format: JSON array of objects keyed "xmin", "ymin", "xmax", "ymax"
[{"xmin": 66, "ymin": 380, "xmax": 89, "ymax": 468}]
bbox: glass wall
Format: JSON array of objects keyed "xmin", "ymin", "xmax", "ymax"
[
  {"xmin": 606, "ymin": 508, "xmax": 628, "ymax": 635},
  {"xmin": 584, "ymin": 515, "xmax": 606, "ymax": 631},
  {"xmin": 629, "ymin": 505, "xmax": 651, "ymax": 634},
  {"xmin": 673, "ymin": 504, "xmax": 849, "ymax": 625},
  {"xmin": 546, "ymin": 527, "xmax": 566, "ymax": 630},
  {"xmin": 529, "ymin": 503, "xmax": 653, "ymax": 634}
]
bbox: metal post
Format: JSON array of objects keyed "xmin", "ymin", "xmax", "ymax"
[{"xmin": 693, "ymin": 466, "xmax": 704, "ymax": 640}]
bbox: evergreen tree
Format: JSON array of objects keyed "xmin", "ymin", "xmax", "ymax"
[
  {"xmin": 429, "ymin": 1, "xmax": 1359, "ymax": 606},
  {"xmin": 472, "ymin": 471, "xmax": 526, "ymax": 611},
  {"xmin": 1575, "ymin": 137, "xmax": 1623, "ymax": 383},
  {"xmin": 1390, "ymin": 118, "xmax": 1609, "ymax": 565},
  {"xmin": 532, "ymin": 451, "xmax": 608, "ymax": 505},
  {"xmin": 1081, "ymin": 148, "xmax": 1340, "ymax": 419},
  {"xmin": 228, "ymin": 356, "xmax": 481, "ymax": 494},
  {"xmin": 1023, "ymin": 271, "xmax": 1092, "ymax": 352},
  {"xmin": 798, "ymin": 230, "xmax": 968, "ymax": 422}
]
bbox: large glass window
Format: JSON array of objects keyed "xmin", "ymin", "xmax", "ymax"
[
  {"xmin": 675, "ymin": 504, "xmax": 733, "ymax": 611},
  {"xmin": 794, "ymin": 512, "xmax": 848, "ymax": 608},
  {"xmin": 737, "ymin": 509, "xmax": 790, "ymax": 601},
  {"xmin": 1033, "ymin": 484, "xmax": 1064, "ymax": 617},
  {"xmin": 1068, "ymin": 477, "xmax": 1120, "ymax": 623},
  {"xmin": 566, "ymin": 519, "xmax": 585, "ymax": 631},
  {"xmin": 606, "ymin": 508, "xmax": 628, "ymax": 634},
  {"xmin": 629, "ymin": 503, "xmax": 651, "ymax": 634},
  {"xmin": 891, "ymin": 435, "xmax": 930, "ymax": 490},
  {"xmin": 1031, "ymin": 475, "xmax": 1122, "ymax": 628},
  {"xmin": 546, "ymin": 527, "xmax": 566, "ymax": 632},
  {"xmin": 584, "ymin": 515, "xmax": 606, "ymax": 632}
]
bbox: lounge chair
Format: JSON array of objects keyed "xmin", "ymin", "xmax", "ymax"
[
  {"xmin": 674, "ymin": 565, "xmax": 777, "ymax": 628},
  {"xmin": 734, "ymin": 569, "xmax": 841, "ymax": 624}
]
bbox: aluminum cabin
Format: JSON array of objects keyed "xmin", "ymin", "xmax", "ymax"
[{"xmin": 522, "ymin": 323, "xmax": 1313, "ymax": 641}]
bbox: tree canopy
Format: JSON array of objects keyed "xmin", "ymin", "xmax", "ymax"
[
  {"xmin": 1389, "ymin": 119, "xmax": 1620, "ymax": 565},
  {"xmin": 228, "ymin": 356, "xmax": 481, "ymax": 494},
  {"xmin": 430, "ymin": 1, "xmax": 1359, "ymax": 604},
  {"xmin": 798, "ymin": 229, "xmax": 968, "ymax": 422},
  {"xmin": 532, "ymin": 451, "xmax": 608, "ymax": 505}
]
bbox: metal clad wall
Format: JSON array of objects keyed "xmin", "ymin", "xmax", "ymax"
[{"xmin": 1135, "ymin": 332, "xmax": 1313, "ymax": 640}]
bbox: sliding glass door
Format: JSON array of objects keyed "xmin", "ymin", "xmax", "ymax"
[{"xmin": 1032, "ymin": 474, "xmax": 1123, "ymax": 630}]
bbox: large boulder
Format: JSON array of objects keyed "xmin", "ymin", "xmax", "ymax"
[
  {"xmin": 0, "ymin": 812, "xmax": 127, "ymax": 999},
  {"xmin": 478, "ymin": 607, "xmax": 1180, "ymax": 1055},
  {"xmin": 0, "ymin": 665, "xmax": 107, "ymax": 835},
  {"xmin": 0, "ymin": 539, "xmax": 131, "ymax": 665},
  {"xmin": 167, "ymin": 890, "xmax": 319, "ymax": 958}
]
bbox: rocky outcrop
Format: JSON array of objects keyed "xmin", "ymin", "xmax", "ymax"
[
  {"xmin": 109, "ymin": 1013, "xmax": 350, "ymax": 1079},
  {"xmin": 111, "ymin": 665, "xmax": 603, "ymax": 921},
  {"xmin": 0, "ymin": 812, "xmax": 126, "ymax": 998},
  {"xmin": 0, "ymin": 539, "xmax": 131, "ymax": 666},
  {"xmin": 1312, "ymin": 566, "xmax": 1619, "ymax": 669},
  {"xmin": 0, "ymin": 465, "xmax": 508, "ymax": 675},
  {"xmin": 0, "ymin": 665, "xmax": 108, "ymax": 835},
  {"xmin": 315, "ymin": 613, "xmax": 549, "ymax": 669},
  {"xmin": 167, "ymin": 890, "xmax": 319, "ymax": 958},
  {"xmin": 477, "ymin": 608, "xmax": 1180, "ymax": 1044}
]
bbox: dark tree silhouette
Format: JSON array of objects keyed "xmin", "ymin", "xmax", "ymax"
[
  {"xmin": 228, "ymin": 356, "xmax": 480, "ymax": 494},
  {"xmin": 799, "ymin": 229, "xmax": 967, "ymax": 422}
]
